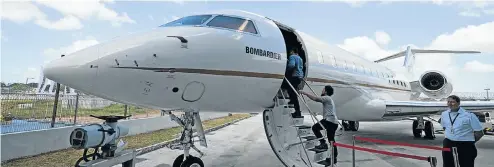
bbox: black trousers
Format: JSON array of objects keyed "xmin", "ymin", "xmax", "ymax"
[
  {"xmin": 312, "ymin": 119, "xmax": 339, "ymax": 162},
  {"xmin": 442, "ymin": 138, "xmax": 477, "ymax": 167},
  {"xmin": 283, "ymin": 76, "xmax": 302, "ymax": 115}
]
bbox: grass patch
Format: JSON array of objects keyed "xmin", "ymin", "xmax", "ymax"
[
  {"xmin": 2, "ymin": 113, "xmax": 252, "ymax": 167},
  {"xmin": 1, "ymin": 102, "xmax": 155, "ymax": 122}
]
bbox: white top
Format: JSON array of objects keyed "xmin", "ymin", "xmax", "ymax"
[
  {"xmin": 440, "ymin": 107, "xmax": 483, "ymax": 141},
  {"xmin": 321, "ymin": 96, "xmax": 338, "ymax": 124}
]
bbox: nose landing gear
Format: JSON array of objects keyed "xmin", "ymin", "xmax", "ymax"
[{"xmin": 163, "ymin": 108, "xmax": 207, "ymax": 167}]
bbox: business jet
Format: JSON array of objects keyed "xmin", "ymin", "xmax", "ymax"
[{"xmin": 43, "ymin": 10, "xmax": 494, "ymax": 167}]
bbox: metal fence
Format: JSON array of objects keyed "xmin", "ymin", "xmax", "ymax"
[{"xmin": 1, "ymin": 93, "xmax": 161, "ymax": 134}]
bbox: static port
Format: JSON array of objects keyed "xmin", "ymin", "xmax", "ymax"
[{"xmin": 172, "ymin": 87, "xmax": 179, "ymax": 92}]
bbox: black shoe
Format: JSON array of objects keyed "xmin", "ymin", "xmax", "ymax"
[{"xmin": 315, "ymin": 143, "xmax": 328, "ymax": 150}]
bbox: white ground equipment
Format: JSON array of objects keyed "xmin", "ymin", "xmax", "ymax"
[{"xmin": 70, "ymin": 115, "xmax": 135, "ymax": 167}]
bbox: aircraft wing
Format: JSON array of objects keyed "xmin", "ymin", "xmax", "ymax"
[{"xmin": 383, "ymin": 100, "xmax": 494, "ymax": 118}]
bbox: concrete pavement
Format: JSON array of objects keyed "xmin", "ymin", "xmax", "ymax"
[{"xmin": 127, "ymin": 114, "xmax": 494, "ymax": 167}]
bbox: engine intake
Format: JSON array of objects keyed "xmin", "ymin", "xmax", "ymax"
[
  {"xmin": 420, "ymin": 71, "xmax": 446, "ymax": 91},
  {"xmin": 418, "ymin": 71, "xmax": 453, "ymax": 99}
]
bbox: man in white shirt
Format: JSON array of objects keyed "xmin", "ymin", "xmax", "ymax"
[
  {"xmin": 440, "ymin": 95, "xmax": 484, "ymax": 167},
  {"xmin": 299, "ymin": 85, "xmax": 339, "ymax": 165}
]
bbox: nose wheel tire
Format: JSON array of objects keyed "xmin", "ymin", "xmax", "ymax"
[
  {"xmin": 412, "ymin": 120, "xmax": 423, "ymax": 138},
  {"xmin": 172, "ymin": 154, "xmax": 204, "ymax": 167}
]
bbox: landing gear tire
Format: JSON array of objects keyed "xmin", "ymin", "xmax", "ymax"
[
  {"xmin": 423, "ymin": 121, "xmax": 435, "ymax": 140},
  {"xmin": 172, "ymin": 154, "xmax": 204, "ymax": 167},
  {"xmin": 342, "ymin": 121, "xmax": 349, "ymax": 131},
  {"xmin": 412, "ymin": 120, "xmax": 423, "ymax": 138},
  {"xmin": 342, "ymin": 121, "xmax": 359, "ymax": 131},
  {"xmin": 349, "ymin": 121, "xmax": 359, "ymax": 131}
]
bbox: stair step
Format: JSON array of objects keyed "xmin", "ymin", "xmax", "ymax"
[
  {"xmin": 316, "ymin": 159, "xmax": 333, "ymax": 166},
  {"xmin": 292, "ymin": 117, "xmax": 304, "ymax": 126},
  {"xmin": 283, "ymin": 104, "xmax": 295, "ymax": 108},
  {"xmin": 302, "ymin": 135, "xmax": 318, "ymax": 140},
  {"xmin": 297, "ymin": 126, "xmax": 313, "ymax": 137},
  {"xmin": 308, "ymin": 148, "xmax": 327, "ymax": 153},
  {"xmin": 307, "ymin": 148, "xmax": 331, "ymax": 163},
  {"xmin": 295, "ymin": 125, "xmax": 312, "ymax": 129}
]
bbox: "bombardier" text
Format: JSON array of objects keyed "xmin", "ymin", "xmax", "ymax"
[{"xmin": 245, "ymin": 46, "xmax": 281, "ymax": 60}]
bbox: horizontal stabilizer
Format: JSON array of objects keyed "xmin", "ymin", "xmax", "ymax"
[{"xmin": 374, "ymin": 47, "xmax": 481, "ymax": 63}]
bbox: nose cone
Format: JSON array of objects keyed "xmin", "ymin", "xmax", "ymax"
[{"xmin": 43, "ymin": 46, "xmax": 100, "ymax": 93}]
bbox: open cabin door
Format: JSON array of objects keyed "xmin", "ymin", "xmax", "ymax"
[{"xmin": 270, "ymin": 20, "xmax": 309, "ymax": 90}]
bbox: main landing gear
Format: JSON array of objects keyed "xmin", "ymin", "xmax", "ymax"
[
  {"xmin": 163, "ymin": 108, "xmax": 207, "ymax": 167},
  {"xmin": 412, "ymin": 116, "xmax": 435, "ymax": 140},
  {"xmin": 342, "ymin": 120, "xmax": 359, "ymax": 131}
]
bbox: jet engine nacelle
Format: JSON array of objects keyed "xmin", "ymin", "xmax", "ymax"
[{"xmin": 418, "ymin": 70, "xmax": 453, "ymax": 99}]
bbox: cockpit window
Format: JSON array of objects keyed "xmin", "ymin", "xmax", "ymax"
[
  {"xmin": 160, "ymin": 15, "xmax": 212, "ymax": 27},
  {"xmin": 206, "ymin": 15, "xmax": 258, "ymax": 34}
]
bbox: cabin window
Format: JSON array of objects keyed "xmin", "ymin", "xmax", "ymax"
[
  {"xmin": 206, "ymin": 15, "xmax": 258, "ymax": 34},
  {"xmin": 323, "ymin": 54, "xmax": 333, "ymax": 66},
  {"xmin": 160, "ymin": 15, "xmax": 212, "ymax": 27},
  {"xmin": 331, "ymin": 55, "xmax": 337, "ymax": 67},
  {"xmin": 317, "ymin": 51, "xmax": 324, "ymax": 63}
]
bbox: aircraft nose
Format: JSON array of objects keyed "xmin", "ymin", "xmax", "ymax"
[{"xmin": 43, "ymin": 46, "xmax": 100, "ymax": 93}]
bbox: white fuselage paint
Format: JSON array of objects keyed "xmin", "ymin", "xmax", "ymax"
[{"xmin": 43, "ymin": 10, "xmax": 414, "ymax": 122}]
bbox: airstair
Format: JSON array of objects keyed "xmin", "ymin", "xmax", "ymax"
[{"xmin": 263, "ymin": 77, "xmax": 336, "ymax": 167}]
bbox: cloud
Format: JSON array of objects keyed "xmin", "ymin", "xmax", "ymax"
[
  {"xmin": 148, "ymin": 15, "xmax": 155, "ymax": 21},
  {"xmin": 1, "ymin": 1, "xmax": 135, "ymax": 30},
  {"xmin": 35, "ymin": 15, "xmax": 84, "ymax": 30},
  {"xmin": 337, "ymin": 21, "xmax": 494, "ymax": 92},
  {"xmin": 464, "ymin": 61, "xmax": 494, "ymax": 73},
  {"xmin": 35, "ymin": 0, "xmax": 136, "ymax": 27},
  {"xmin": 2, "ymin": 1, "xmax": 82, "ymax": 30},
  {"xmin": 427, "ymin": 21, "xmax": 494, "ymax": 53},
  {"xmin": 375, "ymin": 31, "xmax": 391, "ymax": 46},
  {"xmin": 43, "ymin": 36, "xmax": 100, "ymax": 64},
  {"xmin": 1, "ymin": 1, "xmax": 47, "ymax": 23},
  {"xmin": 172, "ymin": 0, "xmax": 185, "ymax": 5},
  {"xmin": 459, "ymin": 11, "xmax": 481, "ymax": 17},
  {"xmin": 429, "ymin": 0, "xmax": 494, "ymax": 17}
]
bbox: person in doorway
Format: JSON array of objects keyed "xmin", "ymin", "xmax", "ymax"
[
  {"xmin": 299, "ymin": 85, "xmax": 338, "ymax": 165},
  {"xmin": 285, "ymin": 48, "xmax": 304, "ymax": 118},
  {"xmin": 441, "ymin": 95, "xmax": 484, "ymax": 167}
]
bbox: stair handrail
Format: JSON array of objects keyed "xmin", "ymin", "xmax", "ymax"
[
  {"xmin": 278, "ymin": 85, "xmax": 314, "ymax": 167},
  {"xmin": 283, "ymin": 77, "xmax": 333, "ymax": 156},
  {"xmin": 301, "ymin": 79, "xmax": 346, "ymax": 131}
]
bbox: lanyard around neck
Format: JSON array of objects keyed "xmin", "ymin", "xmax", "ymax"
[{"xmin": 449, "ymin": 112, "xmax": 460, "ymax": 127}]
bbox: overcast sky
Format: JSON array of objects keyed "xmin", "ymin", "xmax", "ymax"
[{"xmin": 2, "ymin": 0, "xmax": 493, "ymax": 92}]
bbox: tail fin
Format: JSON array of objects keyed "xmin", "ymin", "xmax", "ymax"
[
  {"xmin": 402, "ymin": 46, "xmax": 415, "ymax": 73},
  {"xmin": 375, "ymin": 46, "xmax": 481, "ymax": 74}
]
